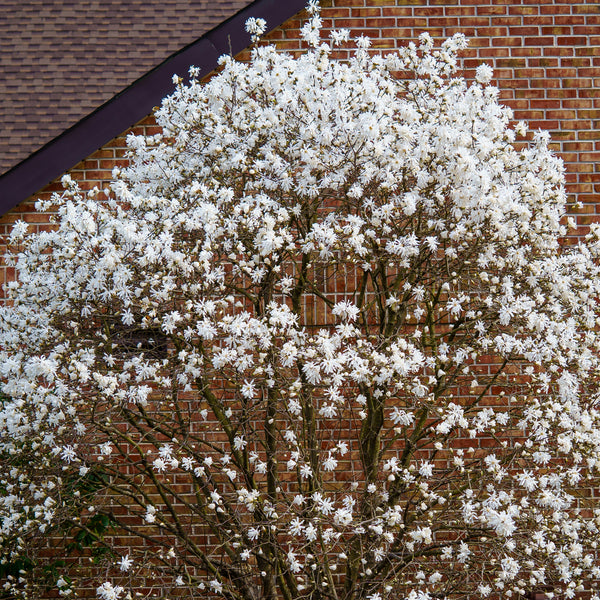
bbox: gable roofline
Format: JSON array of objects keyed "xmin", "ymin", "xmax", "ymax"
[{"xmin": 0, "ymin": 0, "xmax": 306, "ymax": 215}]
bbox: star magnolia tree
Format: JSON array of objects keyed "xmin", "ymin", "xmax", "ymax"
[{"xmin": 3, "ymin": 4, "xmax": 600, "ymax": 600}]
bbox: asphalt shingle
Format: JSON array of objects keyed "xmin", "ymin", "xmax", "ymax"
[{"xmin": 0, "ymin": 0, "xmax": 254, "ymax": 175}]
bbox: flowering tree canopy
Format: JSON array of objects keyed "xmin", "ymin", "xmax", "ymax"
[{"xmin": 2, "ymin": 4, "xmax": 600, "ymax": 599}]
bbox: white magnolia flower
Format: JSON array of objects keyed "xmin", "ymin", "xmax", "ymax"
[
  {"xmin": 118, "ymin": 554, "xmax": 133, "ymax": 572},
  {"xmin": 475, "ymin": 63, "xmax": 494, "ymax": 84}
]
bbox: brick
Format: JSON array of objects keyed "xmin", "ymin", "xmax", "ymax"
[
  {"xmin": 561, "ymin": 57, "xmax": 592, "ymax": 67},
  {"xmin": 578, "ymin": 110, "xmax": 600, "ymax": 119},
  {"xmin": 529, "ymin": 99, "xmax": 561, "ymax": 109},
  {"xmin": 469, "ymin": 37, "xmax": 494, "ymax": 47},
  {"xmin": 576, "ymin": 46, "xmax": 600, "ymax": 57},
  {"xmin": 502, "ymin": 98, "xmax": 529, "ymax": 109},
  {"xmin": 540, "ymin": 4, "xmax": 571, "ymax": 15},
  {"xmin": 526, "ymin": 119, "xmax": 560, "ymax": 129},
  {"xmin": 445, "ymin": 6, "xmax": 476, "ymax": 16},
  {"xmin": 510, "ymin": 51, "xmax": 542, "ymax": 62},
  {"xmin": 495, "ymin": 57, "xmax": 527, "ymax": 69},
  {"xmin": 557, "ymin": 36, "xmax": 589, "ymax": 46},
  {"xmin": 99, "ymin": 159, "xmax": 130, "ymax": 170},
  {"xmin": 522, "ymin": 15, "xmax": 553, "ymax": 25},
  {"xmin": 365, "ymin": 17, "xmax": 399, "ymax": 27},
  {"xmin": 546, "ymin": 67, "xmax": 579, "ymax": 78},
  {"xmin": 500, "ymin": 80, "xmax": 528, "ymax": 91},
  {"xmin": 493, "ymin": 16, "xmax": 523, "ymax": 26},
  {"xmin": 491, "ymin": 36, "xmax": 523, "ymax": 46},
  {"xmin": 579, "ymin": 174, "xmax": 600, "ymax": 183},
  {"xmin": 547, "ymin": 109, "xmax": 578, "ymax": 119},
  {"xmin": 328, "ymin": 17, "xmax": 365, "ymax": 27},
  {"xmin": 562, "ymin": 77, "xmax": 594, "ymax": 88},
  {"xmin": 563, "ymin": 99, "xmax": 593, "ymax": 109},
  {"xmin": 394, "ymin": 17, "xmax": 428, "ymax": 27},
  {"xmin": 479, "ymin": 47, "xmax": 510, "ymax": 58},
  {"xmin": 561, "ymin": 119, "xmax": 593, "ymax": 130},
  {"xmin": 541, "ymin": 26, "xmax": 573, "ymax": 35},
  {"xmin": 573, "ymin": 26, "xmax": 600, "ymax": 35},
  {"xmin": 381, "ymin": 7, "xmax": 413, "ymax": 17},
  {"xmin": 577, "ymin": 68, "xmax": 600, "ymax": 78},
  {"xmin": 514, "ymin": 67, "xmax": 545, "ymax": 78},
  {"xmin": 384, "ymin": 27, "xmax": 418, "ymax": 38},
  {"xmin": 414, "ymin": 6, "xmax": 445, "ymax": 16},
  {"xmin": 524, "ymin": 36, "xmax": 556, "ymax": 46},
  {"xmin": 351, "ymin": 8, "xmax": 381, "ymax": 17},
  {"xmin": 555, "ymin": 15, "xmax": 585, "ymax": 26},
  {"xmin": 578, "ymin": 131, "xmax": 600, "ymax": 140},
  {"xmin": 371, "ymin": 39, "xmax": 395, "ymax": 48},
  {"xmin": 429, "ymin": 17, "xmax": 459, "ymax": 26},
  {"xmin": 487, "ymin": 67, "xmax": 510, "ymax": 78},
  {"xmin": 457, "ymin": 16, "xmax": 489, "ymax": 26},
  {"xmin": 475, "ymin": 5, "xmax": 507, "ymax": 15},
  {"xmin": 547, "ymin": 88, "xmax": 578, "ymax": 98},
  {"xmin": 530, "ymin": 57, "xmax": 560, "ymax": 67},
  {"xmin": 507, "ymin": 26, "xmax": 539, "ymax": 36},
  {"xmin": 547, "ymin": 130, "xmax": 575, "ymax": 141},
  {"xmin": 574, "ymin": 4, "xmax": 600, "ymax": 14},
  {"xmin": 563, "ymin": 141, "xmax": 595, "ymax": 152},
  {"xmin": 498, "ymin": 89, "xmax": 515, "ymax": 101},
  {"xmin": 513, "ymin": 110, "xmax": 545, "ymax": 120},
  {"xmin": 566, "ymin": 161, "xmax": 594, "ymax": 172},
  {"xmin": 509, "ymin": 6, "xmax": 539, "ymax": 15},
  {"xmin": 476, "ymin": 26, "xmax": 508, "ymax": 36},
  {"xmin": 544, "ymin": 46, "xmax": 575, "ymax": 57}
]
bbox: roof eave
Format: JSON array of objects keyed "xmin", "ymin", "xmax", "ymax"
[{"xmin": 0, "ymin": 0, "xmax": 306, "ymax": 215}]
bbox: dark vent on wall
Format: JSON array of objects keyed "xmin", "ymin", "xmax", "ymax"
[{"xmin": 111, "ymin": 326, "xmax": 169, "ymax": 359}]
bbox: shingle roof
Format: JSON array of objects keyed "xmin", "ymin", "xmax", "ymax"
[
  {"xmin": 0, "ymin": 0, "xmax": 307, "ymax": 213},
  {"xmin": 0, "ymin": 0, "xmax": 254, "ymax": 175}
]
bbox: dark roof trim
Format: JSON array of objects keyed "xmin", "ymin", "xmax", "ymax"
[{"xmin": 0, "ymin": 0, "xmax": 306, "ymax": 215}]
